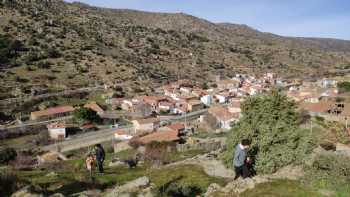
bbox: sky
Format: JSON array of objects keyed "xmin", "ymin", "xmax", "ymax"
[{"xmin": 65, "ymin": 0, "xmax": 350, "ymax": 40}]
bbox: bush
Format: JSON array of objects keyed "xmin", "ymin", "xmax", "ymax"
[
  {"xmin": 47, "ymin": 48, "xmax": 62, "ymax": 58},
  {"xmin": 73, "ymin": 108, "xmax": 100, "ymax": 124},
  {"xmin": 304, "ymin": 153, "xmax": 350, "ymax": 193},
  {"xmin": 338, "ymin": 82, "xmax": 350, "ymax": 93},
  {"xmin": 0, "ymin": 172, "xmax": 19, "ymax": 197},
  {"xmin": 0, "ymin": 147, "xmax": 17, "ymax": 165},
  {"xmin": 315, "ymin": 116, "xmax": 325, "ymax": 122},
  {"xmin": 145, "ymin": 141, "xmax": 172, "ymax": 166},
  {"xmin": 160, "ymin": 180, "xmax": 202, "ymax": 197},
  {"xmin": 223, "ymin": 90, "xmax": 315, "ymax": 174}
]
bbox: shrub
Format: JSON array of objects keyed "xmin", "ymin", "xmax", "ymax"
[
  {"xmin": 160, "ymin": 180, "xmax": 202, "ymax": 197},
  {"xmin": 47, "ymin": 48, "xmax": 62, "ymax": 58},
  {"xmin": 223, "ymin": 90, "xmax": 315, "ymax": 174},
  {"xmin": 145, "ymin": 141, "xmax": 172, "ymax": 166},
  {"xmin": 315, "ymin": 116, "xmax": 325, "ymax": 122},
  {"xmin": 73, "ymin": 108, "xmax": 100, "ymax": 124},
  {"xmin": 0, "ymin": 172, "xmax": 19, "ymax": 197},
  {"xmin": 0, "ymin": 148, "xmax": 17, "ymax": 165},
  {"xmin": 304, "ymin": 153, "xmax": 350, "ymax": 193},
  {"xmin": 338, "ymin": 82, "xmax": 350, "ymax": 93}
]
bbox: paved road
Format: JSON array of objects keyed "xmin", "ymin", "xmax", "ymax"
[{"xmin": 41, "ymin": 108, "xmax": 208, "ymax": 152}]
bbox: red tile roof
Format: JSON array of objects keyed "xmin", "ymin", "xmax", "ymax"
[
  {"xmin": 209, "ymin": 106, "xmax": 237, "ymax": 121},
  {"xmin": 341, "ymin": 104, "xmax": 350, "ymax": 117},
  {"xmin": 47, "ymin": 122, "xmax": 66, "ymax": 129},
  {"xmin": 133, "ymin": 117, "xmax": 160, "ymax": 124},
  {"xmin": 137, "ymin": 130, "xmax": 180, "ymax": 145},
  {"xmin": 115, "ymin": 129, "xmax": 127, "ymax": 135},
  {"xmin": 84, "ymin": 103, "xmax": 104, "ymax": 113},
  {"xmin": 32, "ymin": 106, "xmax": 74, "ymax": 118},
  {"xmin": 300, "ymin": 101, "xmax": 334, "ymax": 113},
  {"xmin": 166, "ymin": 123, "xmax": 185, "ymax": 132}
]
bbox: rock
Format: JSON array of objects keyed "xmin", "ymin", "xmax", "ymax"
[
  {"xmin": 46, "ymin": 172, "xmax": 58, "ymax": 177},
  {"xmin": 105, "ymin": 177, "xmax": 150, "ymax": 197},
  {"xmin": 204, "ymin": 183, "xmax": 222, "ymax": 197},
  {"xmin": 72, "ymin": 189, "xmax": 102, "ymax": 197},
  {"xmin": 318, "ymin": 189, "xmax": 336, "ymax": 197},
  {"xmin": 336, "ymin": 143, "xmax": 350, "ymax": 158},
  {"xmin": 11, "ymin": 186, "xmax": 43, "ymax": 197},
  {"xmin": 49, "ymin": 193, "xmax": 65, "ymax": 197},
  {"xmin": 108, "ymin": 160, "xmax": 126, "ymax": 167},
  {"xmin": 205, "ymin": 165, "xmax": 303, "ymax": 196},
  {"xmin": 270, "ymin": 165, "xmax": 304, "ymax": 180}
]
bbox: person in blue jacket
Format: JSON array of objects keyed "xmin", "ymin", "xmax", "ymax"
[{"xmin": 233, "ymin": 139, "xmax": 251, "ymax": 180}]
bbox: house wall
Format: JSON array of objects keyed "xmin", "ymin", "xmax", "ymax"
[{"xmin": 48, "ymin": 128, "xmax": 66, "ymax": 140}]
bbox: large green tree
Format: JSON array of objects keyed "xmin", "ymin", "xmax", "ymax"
[
  {"xmin": 223, "ymin": 90, "xmax": 314, "ymax": 174},
  {"xmin": 73, "ymin": 108, "xmax": 100, "ymax": 124}
]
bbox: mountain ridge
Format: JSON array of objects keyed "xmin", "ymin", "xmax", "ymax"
[{"xmin": 0, "ymin": 0, "xmax": 350, "ymax": 101}]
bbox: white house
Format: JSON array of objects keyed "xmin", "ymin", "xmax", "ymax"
[
  {"xmin": 208, "ymin": 106, "xmax": 239, "ymax": 130},
  {"xmin": 47, "ymin": 122, "xmax": 66, "ymax": 140},
  {"xmin": 228, "ymin": 101, "xmax": 241, "ymax": 113},
  {"xmin": 200, "ymin": 95, "xmax": 212, "ymax": 106},
  {"xmin": 319, "ymin": 79, "xmax": 337, "ymax": 88},
  {"xmin": 132, "ymin": 118, "xmax": 160, "ymax": 133},
  {"xmin": 114, "ymin": 129, "xmax": 133, "ymax": 141}
]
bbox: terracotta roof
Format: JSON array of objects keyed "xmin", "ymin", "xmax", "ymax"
[
  {"xmin": 341, "ymin": 104, "xmax": 350, "ymax": 117},
  {"xmin": 300, "ymin": 101, "xmax": 334, "ymax": 113},
  {"xmin": 115, "ymin": 129, "xmax": 127, "ymax": 135},
  {"xmin": 84, "ymin": 103, "xmax": 104, "ymax": 113},
  {"xmin": 188, "ymin": 99, "xmax": 202, "ymax": 105},
  {"xmin": 80, "ymin": 124, "xmax": 94, "ymax": 129},
  {"xmin": 166, "ymin": 123, "xmax": 185, "ymax": 131},
  {"xmin": 209, "ymin": 106, "xmax": 237, "ymax": 121},
  {"xmin": 133, "ymin": 117, "xmax": 160, "ymax": 124},
  {"xmin": 137, "ymin": 130, "xmax": 180, "ymax": 145},
  {"xmin": 230, "ymin": 101, "xmax": 241, "ymax": 108},
  {"xmin": 137, "ymin": 96, "xmax": 167, "ymax": 102},
  {"xmin": 159, "ymin": 101, "xmax": 174, "ymax": 107},
  {"xmin": 47, "ymin": 122, "xmax": 66, "ymax": 129},
  {"xmin": 32, "ymin": 106, "xmax": 74, "ymax": 118}
]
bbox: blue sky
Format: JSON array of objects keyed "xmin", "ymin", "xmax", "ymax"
[{"xmin": 65, "ymin": 0, "xmax": 350, "ymax": 40}]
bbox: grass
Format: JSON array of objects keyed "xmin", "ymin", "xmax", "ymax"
[
  {"xmin": 149, "ymin": 164, "xmax": 227, "ymax": 195},
  {"xmin": 241, "ymin": 180, "xmax": 323, "ymax": 197},
  {"xmin": 212, "ymin": 180, "xmax": 324, "ymax": 197},
  {"xmin": 7, "ymin": 156, "xmax": 227, "ymax": 196}
]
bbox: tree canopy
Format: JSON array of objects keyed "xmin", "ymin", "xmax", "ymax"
[
  {"xmin": 223, "ymin": 89, "xmax": 314, "ymax": 174},
  {"xmin": 337, "ymin": 81, "xmax": 350, "ymax": 93},
  {"xmin": 73, "ymin": 108, "xmax": 100, "ymax": 124}
]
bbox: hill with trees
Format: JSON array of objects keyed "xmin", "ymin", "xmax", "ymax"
[{"xmin": 1, "ymin": 0, "xmax": 350, "ymax": 101}]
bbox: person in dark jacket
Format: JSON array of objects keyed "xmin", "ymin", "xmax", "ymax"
[
  {"xmin": 95, "ymin": 144, "xmax": 105, "ymax": 173},
  {"xmin": 233, "ymin": 139, "xmax": 251, "ymax": 180}
]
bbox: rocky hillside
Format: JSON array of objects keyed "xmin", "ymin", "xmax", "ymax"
[{"xmin": 1, "ymin": 0, "xmax": 350, "ymax": 99}]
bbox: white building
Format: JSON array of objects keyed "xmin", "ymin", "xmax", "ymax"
[
  {"xmin": 132, "ymin": 118, "xmax": 160, "ymax": 133},
  {"xmin": 114, "ymin": 129, "xmax": 133, "ymax": 141},
  {"xmin": 200, "ymin": 95, "xmax": 212, "ymax": 106},
  {"xmin": 47, "ymin": 122, "xmax": 66, "ymax": 140}
]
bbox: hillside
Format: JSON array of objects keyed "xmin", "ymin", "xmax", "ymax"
[{"xmin": 1, "ymin": 0, "xmax": 350, "ymax": 100}]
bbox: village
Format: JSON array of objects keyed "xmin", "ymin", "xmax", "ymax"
[{"xmin": 2, "ymin": 72, "xmax": 344, "ymax": 162}]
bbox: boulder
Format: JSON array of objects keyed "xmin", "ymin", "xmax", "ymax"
[
  {"xmin": 336, "ymin": 143, "xmax": 350, "ymax": 158},
  {"xmin": 49, "ymin": 193, "xmax": 65, "ymax": 197},
  {"xmin": 105, "ymin": 177, "xmax": 150, "ymax": 197},
  {"xmin": 11, "ymin": 187, "xmax": 43, "ymax": 197}
]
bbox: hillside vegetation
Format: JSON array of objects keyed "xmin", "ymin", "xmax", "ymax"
[{"xmin": 1, "ymin": 0, "xmax": 350, "ymax": 100}]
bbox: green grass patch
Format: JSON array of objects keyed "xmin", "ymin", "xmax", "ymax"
[
  {"xmin": 241, "ymin": 180, "xmax": 323, "ymax": 197},
  {"xmin": 149, "ymin": 164, "xmax": 227, "ymax": 195}
]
